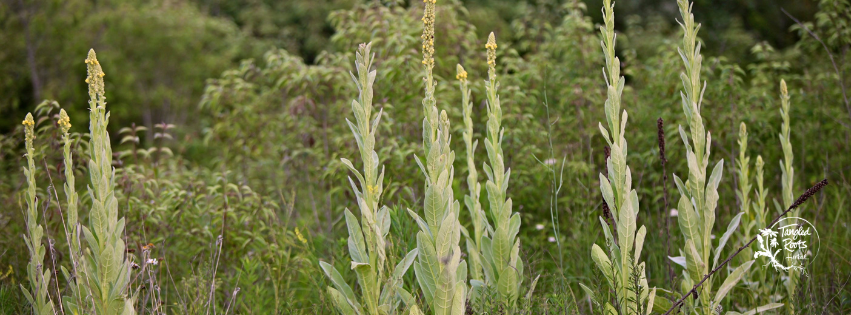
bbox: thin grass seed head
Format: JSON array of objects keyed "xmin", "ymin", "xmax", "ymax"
[
  {"xmin": 791, "ymin": 179, "xmax": 827, "ymax": 209},
  {"xmin": 657, "ymin": 118, "xmax": 666, "ymax": 163}
]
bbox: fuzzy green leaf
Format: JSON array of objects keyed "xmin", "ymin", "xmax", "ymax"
[{"xmin": 713, "ymin": 260, "xmax": 754, "ymax": 307}]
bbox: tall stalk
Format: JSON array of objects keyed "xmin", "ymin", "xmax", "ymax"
[
  {"xmin": 20, "ymin": 113, "xmax": 56, "ymax": 315},
  {"xmin": 58, "ymin": 109, "xmax": 87, "ymax": 311},
  {"xmin": 457, "ymin": 64, "xmax": 488, "ymax": 287},
  {"xmin": 736, "ymin": 122, "xmax": 754, "ymax": 259},
  {"xmin": 408, "ymin": 0, "xmax": 467, "ymax": 312},
  {"xmin": 319, "ymin": 42, "xmax": 418, "ymax": 315},
  {"xmin": 78, "ymin": 49, "xmax": 136, "ymax": 315},
  {"xmin": 581, "ymin": 0, "xmax": 656, "ymax": 313},
  {"xmin": 474, "ymin": 32, "xmax": 526, "ymax": 307},
  {"xmin": 777, "ymin": 79, "xmax": 800, "ymax": 308},
  {"xmin": 669, "ymin": 1, "xmax": 752, "ymax": 313}
]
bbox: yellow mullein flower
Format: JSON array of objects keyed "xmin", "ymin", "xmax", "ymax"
[
  {"xmin": 486, "ymin": 32, "xmax": 498, "ymax": 79},
  {"xmin": 455, "ymin": 64, "xmax": 468, "ymax": 81},
  {"xmin": 58, "ymin": 109, "xmax": 72, "ymax": 133},
  {"xmin": 420, "ymin": 0, "xmax": 436, "ymax": 70},
  {"xmin": 85, "ymin": 49, "xmax": 106, "ymax": 103},
  {"xmin": 22, "ymin": 114, "xmax": 35, "ymax": 144},
  {"xmin": 295, "ymin": 227, "xmax": 307, "ymax": 245}
]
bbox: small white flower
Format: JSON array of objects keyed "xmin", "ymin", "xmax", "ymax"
[
  {"xmin": 669, "ymin": 209, "xmax": 679, "ymax": 217},
  {"xmin": 544, "ymin": 158, "xmax": 557, "ymax": 165},
  {"xmin": 548, "ymin": 236, "xmax": 556, "ymax": 243},
  {"xmin": 535, "ymin": 224, "xmax": 545, "ymax": 230},
  {"xmin": 146, "ymin": 258, "xmax": 159, "ymax": 265}
]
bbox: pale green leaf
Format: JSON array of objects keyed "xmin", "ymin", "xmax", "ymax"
[{"xmin": 713, "ymin": 260, "xmax": 754, "ymax": 306}]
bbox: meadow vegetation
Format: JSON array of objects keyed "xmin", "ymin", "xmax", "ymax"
[{"xmin": 1, "ymin": 0, "xmax": 850, "ymax": 314}]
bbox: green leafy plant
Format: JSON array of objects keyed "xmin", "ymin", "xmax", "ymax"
[
  {"xmin": 580, "ymin": 0, "xmax": 656, "ymax": 313},
  {"xmin": 20, "ymin": 112, "xmax": 56, "ymax": 315},
  {"xmin": 667, "ymin": 1, "xmax": 754, "ymax": 313},
  {"xmin": 475, "ymin": 32, "xmax": 531, "ymax": 308},
  {"xmin": 457, "ymin": 64, "xmax": 488, "ymax": 287},
  {"xmin": 318, "ymin": 42, "xmax": 418, "ymax": 315},
  {"xmin": 776, "ymin": 78, "xmax": 802, "ymax": 309},
  {"xmin": 57, "ymin": 107, "xmax": 86, "ymax": 311},
  {"xmin": 406, "ymin": 1, "xmax": 467, "ymax": 313},
  {"xmin": 71, "ymin": 49, "xmax": 136, "ymax": 315}
]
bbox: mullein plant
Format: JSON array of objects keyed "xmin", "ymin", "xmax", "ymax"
[
  {"xmin": 407, "ymin": 1, "xmax": 467, "ymax": 312},
  {"xmin": 668, "ymin": 1, "xmax": 754, "ymax": 313},
  {"xmin": 457, "ymin": 64, "xmax": 489, "ymax": 287},
  {"xmin": 474, "ymin": 32, "xmax": 530, "ymax": 306},
  {"xmin": 735, "ymin": 125, "xmax": 784, "ymax": 310},
  {"xmin": 735, "ymin": 123, "xmax": 754, "ymax": 261},
  {"xmin": 776, "ymin": 79, "xmax": 800, "ymax": 308},
  {"xmin": 73, "ymin": 49, "xmax": 136, "ymax": 314},
  {"xmin": 20, "ymin": 113, "xmax": 57, "ymax": 314},
  {"xmin": 319, "ymin": 42, "xmax": 418, "ymax": 315},
  {"xmin": 581, "ymin": 0, "xmax": 656, "ymax": 313},
  {"xmin": 58, "ymin": 108, "xmax": 87, "ymax": 310}
]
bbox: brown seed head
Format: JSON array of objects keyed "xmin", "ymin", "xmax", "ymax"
[{"xmin": 657, "ymin": 118, "xmax": 667, "ymax": 163}]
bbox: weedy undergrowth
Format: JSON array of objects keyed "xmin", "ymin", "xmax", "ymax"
[
  {"xmin": 406, "ymin": 1, "xmax": 467, "ymax": 313},
  {"xmin": 319, "ymin": 42, "xmax": 418, "ymax": 315},
  {"xmin": 20, "ymin": 113, "xmax": 56, "ymax": 314},
  {"xmin": 667, "ymin": 1, "xmax": 757, "ymax": 314},
  {"xmin": 579, "ymin": 0, "xmax": 656, "ymax": 313}
]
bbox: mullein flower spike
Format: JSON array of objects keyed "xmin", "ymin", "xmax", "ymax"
[
  {"xmin": 408, "ymin": 1, "xmax": 468, "ymax": 312},
  {"xmin": 778, "ymin": 78, "xmax": 800, "ymax": 310},
  {"xmin": 21, "ymin": 112, "xmax": 57, "ymax": 315},
  {"xmin": 475, "ymin": 32, "xmax": 532, "ymax": 306},
  {"xmin": 457, "ymin": 63, "xmax": 489, "ymax": 287},
  {"xmin": 580, "ymin": 0, "xmax": 656, "ymax": 313},
  {"xmin": 319, "ymin": 43, "xmax": 418, "ymax": 315},
  {"xmin": 78, "ymin": 49, "xmax": 136, "ymax": 314},
  {"xmin": 667, "ymin": 1, "xmax": 763, "ymax": 314}
]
